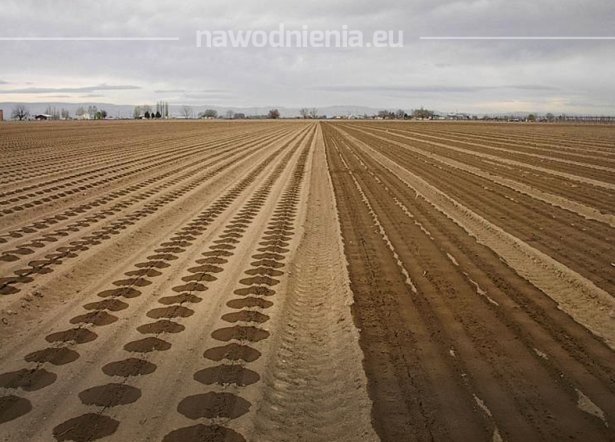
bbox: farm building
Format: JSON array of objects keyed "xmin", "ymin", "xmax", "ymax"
[{"xmin": 34, "ymin": 114, "xmax": 52, "ymax": 120}]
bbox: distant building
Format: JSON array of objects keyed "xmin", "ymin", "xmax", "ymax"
[
  {"xmin": 0, "ymin": 109, "xmax": 3, "ymax": 121},
  {"xmin": 34, "ymin": 114, "xmax": 52, "ymax": 121}
]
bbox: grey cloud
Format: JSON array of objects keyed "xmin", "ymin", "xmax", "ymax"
[
  {"xmin": 182, "ymin": 93, "xmax": 235, "ymax": 100},
  {"xmin": 0, "ymin": 83, "xmax": 141, "ymax": 94},
  {"xmin": 511, "ymin": 85, "xmax": 561, "ymax": 91},
  {"xmin": 0, "ymin": 0, "xmax": 612, "ymax": 113},
  {"xmin": 312, "ymin": 84, "xmax": 560, "ymax": 93}
]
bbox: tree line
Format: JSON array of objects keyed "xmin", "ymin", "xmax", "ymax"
[
  {"xmin": 130, "ymin": 106, "xmax": 283, "ymax": 120},
  {"xmin": 9, "ymin": 105, "xmax": 107, "ymax": 120},
  {"xmin": 373, "ymin": 108, "xmax": 435, "ymax": 120}
]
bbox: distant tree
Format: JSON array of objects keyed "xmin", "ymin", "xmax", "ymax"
[
  {"xmin": 11, "ymin": 104, "xmax": 30, "ymax": 121},
  {"xmin": 181, "ymin": 106, "xmax": 193, "ymax": 119},
  {"xmin": 155, "ymin": 111, "xmax": 162, "ymax": 119},
  {"xmin": 299, "ymin": 108, "xmax": 309, "ymax": 119},
  {"xmin": 377, "ymin": 110, "xmax": 395, "ymax": 119},
  {"xmin": 133, "ymin": 106, "xmax": 142, "ymax": 119},
  {"xmin": 309, "ymin": 108, "xmax": 319, "ymax": 119},
  {"xmin": 545, "ymin": 112, "xmax": 555, "ymax": 122},
  {"xmin": 225, "ymin": 110, "xmax": 235, "ymax": 119},
  {"xmin": 203, "ymin": 109, "xmax": 218, "ymax": 119},
  {"xmin": 268, "ymin": 109, "xmax": 280, "ymax": 119},
  {"xmin": 395, "ymin": 109, "xmax": 406, "ymax": 119},
  {"xmin": 155, "ymin": 101, "xmax": 169, "ymax": 119},
  {"xmin": 44, "ymin": 106, "xmax": 60, "ymax": 120},
  {"xmin": 412, "ymin": 107, "xmax": 435, "ymax": 119},
  {"xmin": 75, "ymin": 107, "xmax": 86, "ymax": 118},
  {"xmin": 527, "ymin": 113, "xmax": 536, "ymax": 122},
  {"xmin": 60, "ymin": 109, "xmax": 70, "ymax": 120},
  {"xmin": 87, "ymin": 105, "xmax": 98, "ymax": 119},
  {"xmin": 144, "ymin": 110, "xmax": 151, "ymax": 119}
]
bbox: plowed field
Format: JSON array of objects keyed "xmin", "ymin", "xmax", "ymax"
[{"xmin": 0, "ymin": 120, "xmax": 613, "ymax": 441}]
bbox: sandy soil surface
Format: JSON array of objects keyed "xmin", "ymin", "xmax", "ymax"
[{"xmin": 1, "ymin": 120, "xmax": 614, "ymax": 441}]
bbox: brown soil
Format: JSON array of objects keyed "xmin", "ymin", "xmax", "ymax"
[{"xmin": 0, "ymin": 120, "xmax": 613, "ymax": 441}]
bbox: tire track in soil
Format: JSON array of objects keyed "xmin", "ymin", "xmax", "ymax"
[
  {"xmin": 0, "ymin": 126, "xmax": 311, "ymax": 438},
  {"xmin": 251, "ymin": 125, "xmax": 377, "ymax": 442}
]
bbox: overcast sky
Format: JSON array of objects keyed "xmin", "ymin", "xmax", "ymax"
[{"xmin": 1, "ymin": 0, "xmax": 614, "ymax": 114}]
